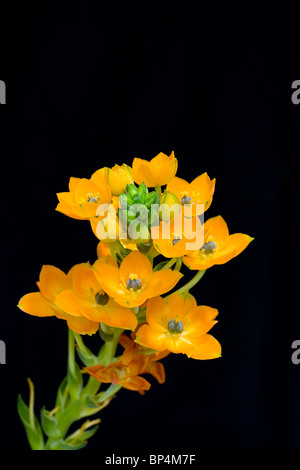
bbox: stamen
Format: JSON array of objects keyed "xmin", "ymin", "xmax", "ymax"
[
  {"xmin": 200, "ymin": 241, "xmax": 216, "ymax": 254},
  {"xmin": 168, "ymin": 319, "xmax": 184, "ymax": 334},
  {"xmin": 126, "ymin": 277, "xmax": 142, "ymax": 291},
  {"xmin": 172, "ymin": 237, "xmax": 181, "ymax": 246},
  {"xmin": 95, "ymin": 291, "xmax": 109, "ymax": 306},
  {"xmin": 87, "ymin": 196, "xmax": 98, "ymax": 203},
  {"xmin": 181, "ymin": 195, "xmax": 192, "ymax": 205}
]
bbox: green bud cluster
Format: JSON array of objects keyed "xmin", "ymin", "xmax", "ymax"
[{"xmin": 118, "ymin": 183, "xmax": 160, "ymax": 245}]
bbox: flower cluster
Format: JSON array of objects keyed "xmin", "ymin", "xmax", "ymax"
[{"xmin": 17, "ymin": 151, "xmax": 253, "ymax": 450}]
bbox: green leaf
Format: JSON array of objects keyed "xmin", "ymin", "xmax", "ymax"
[
  {"xmin": 58, "ymin": 440, "xmax": 87, "ymax": 450},
  {"xmin": 17, "ymin": 395, "xmax": 44, "ymax": 450},
  {"xmin": 40, "ymin": 407, "xmax": 61, "ymax": 439},
  {"xmin": 56, "ymin": 400, "xmax": 83, "ymax": 436},
  {"xmin": 55, "ymin": 377, "xmax": 69, "ymax": 416},
  {"xmin": 153, "ymin": 260, "xmax": 169, "ymax": 272}
]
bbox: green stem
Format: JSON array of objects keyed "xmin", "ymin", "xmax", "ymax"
[
  {"xmin": 171, "ymin": 269, "xmax": 206, "ymax": 295},
  {"xmin": 174, "ymin": 257, "xmax": 183, "ymax": 271},
  {"xmin": 162, "ymin": 257, "xmax": 177, "ymax": 270},
  {"xmin": 154, "ymin": 186, "xmax": 162, "ymax": 197},
  {"xmin": 68, "ymin": 329, "xmax": 76, "ymax": 378}
]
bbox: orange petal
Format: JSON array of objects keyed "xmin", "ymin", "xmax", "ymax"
[
  {"xmin": 204, "ymin": 216, "xmax": 229, "ymax": 243},
  {"xmin": 215, "ymin": 233, "xmax": 254, "ymax": 262},
  {"xmin": 183, "ymin": 305, "xmax": 218, "ymax": 337},
  {"xmin": 93, "ymin": 261, "xmax": 124, "ymax": 298},
  {"xmin": 39, "ymin": 265, "xmax": 70, "ymax": 302},
  {"xmin": 71, "ymin": 263, "xmax": 100, "ymax": 299},
  {"xmin": 83, "ymin": 304, "xmax": 137, "ymax": 330},
  {"xmin": 96, "ymin": 241, "xmax": 111, "ymax": 258},
  {"xmin": 135, "ymin": 324, "xmax": 166, "ymax": 351},
  {"xmin": 119, "ymin": 251, "xmax": 152, "ymax": 285},
  {"xmin": 190, "ymin": 334, "xmax": 222, "ymax": 359},
  {"xmin": 167, "ymin": 291, "xmax": 197, "ymax": 317},
  {"xmin": 55, "ymin": 290, "xmax": 90, "ymax": 317},
  {"xmin": 18, "ymin": 292, "xmax": 56, "ymax": 317},
  {"xmin": 68, "ymin": 177, "xmax": 81, "ymax": 192},
  {"xmin": 146, "ymin": 296, "xmax": 169, "ymax": 332},
  {"xmin": 166, "ymin": 177, "xmax": 190, "ymax": 200},
  {"xmin": 66, "ymin": 315, "xmax": 99, "ymax": 335},
  {"xmin": 146, "ymin": 361, "xmax": 166, "ymax": 384},
  {"xmin": 146, "ymin": 269, "xmax": 183, "ymax": 297},
  {"xmin": 121, "ymin": 376, "xmax": 151, "ymax": 393}
]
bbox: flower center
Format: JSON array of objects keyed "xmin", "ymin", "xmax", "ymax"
[
  {"xmin": 168, "ymin": 318, "xmax": 184, "ymax": 334},
  {"xmin": 86, "ymin": 192, "xmax": 100, "ymax": 203},
  {"xmin": 126, "ymin": 273, "xmax": 142, "ymax": 291},
  {"xmin": 200, "ymin": 241, "xmax": 216, "ymax": 254},
  {"xmin": 181, "ymin": 195, "xmax": 192, "ymax": 205},
  {"xmin": 171, "ymin": 234, "xmax": 182, "ymax": 245},
  {"xmin": 95, "ymin": 291, "xmax": 109, "ymax": 305}
]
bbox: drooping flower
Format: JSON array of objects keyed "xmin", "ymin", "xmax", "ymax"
[
  {"xmin": 93, "ymin": 250, "xmax": 183, "ymax": 308},
  {"xmin": 152, "ymin": 211, "xmax": 204, "ymax": 258},
  {"xmin": 54, "ymin": 258, "xmax": 137, "ymax": 330},
  {"xmin": 183, "ymin": 215, "xmax": 253, "ymax": 270},
  {"xmin": 107, "ymin": 164, "xmax": 134, "ymax": 196},
  {"xmin": 166, "ymin": 172, "xmax": 216, "ymax": 216},
  {"xmin": 96, "ymin": 241, "xmax": 111, "ymax": 258},
  {"xmin": 119, "ymin": 332, "xmax": 169, "ymax": 384},
  {"xmin": 17, "ymin": 265, "xmax": 99, "ymax": 335},
  {"xmin": 56, "ymin": 168, "xmax": 111, "ymax": 220},
  {"xmin": 132, "ymin": 151, "xmax": 178, "ymax": 187},
  {"xmin": 84, "ymin": 356, "xmax": 151, "ymax": 394},
  {"xmin": 135, "ymin": 292, "xmax": 221, "ymax": 360}
]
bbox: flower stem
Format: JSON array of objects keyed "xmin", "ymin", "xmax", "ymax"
[
  {"xmin": 174, "ymin": 257, "xmax": 183, "ymax": 271},
  {"xmin": 162, "ymin": 258, "xmax": 177, "ymax": 270},
  {"xmin": 172, "ymin": 269, "xmax": 206, "ymax": 295}
]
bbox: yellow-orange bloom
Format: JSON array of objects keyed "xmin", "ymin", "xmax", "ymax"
[
  {"xmin": 152, "ymin": 212, "xmax": 204, "ymax": 258},
  {"xmin": 107, "ymin": 164, "xmax": 134, "ymax": 196},
  {"xmin": 55, "ymin": 258, "xmax": 137, "ymax": 331},
  {"xmin": 56, "ymin": 168, "xmax": 111, "ymax": 220},
  {"xmin": 93, "ymin": 250, "xmax": 183, "ymax": 308},
  {"xmin": 84, "ymin": 356, "xmax": 151, "ymax": 394},
  {"xmin": 132, "ymin": 151, "xmax": 178, "ymax": 187},
  {"xmin": 183, "ymin": 215, "xmax": 253, "ymax": 270},
  {"xmin": 166, "ymin": 172, "xmax": 216, "ymax": 215},
  {"xmin": 17, "ymin": 265, "xmax": 99, "ymax": 335},
  {"xmin": 136, "ymin": 292, "xmax": 221, "ymax": 360},
  {"xmin": 119, "ymin": 332, "xmax": 169, "ymax": 384}
]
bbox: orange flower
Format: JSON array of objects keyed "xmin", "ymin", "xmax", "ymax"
[
  {"xmin": 152, "ymin": 212, "xmax": 204, "ymax": 258},
  {"xmin": 119, "ymin": 332, "xmax": 169, "ymax": 384},
  {"xmin": 107, "ymin": 164, "xmax": 134, "ymax": 196},
  {"xmin": 84, "ymin": 356, "xmax": 151, "ymax": 394},
  {"xmin": 55, "ymin": 258, "xmax": 137, "ymax": 330},
  {"xmin": 93, "ymin": 251, "xmax": 183, "ymax": 308},
  {"xmin": 183, "ymin": 215, "xmax": 254, "ymax": 270},
  {"xmin": 132, "ymin": 151, "xmax": 178, "ymax": 187},
  {"xmin": 17, "ymin": 265, "xmax": 99, "ymax": 335},
  {"xmin": 56, "ymin": 168, "xmax": 112, "ymax": 220},
  {"xmin": 166, "ymin": 172, "xmax": 215, "ymax": 215},
  {"xmin": 135, "ymin": 292, "xmax": 221, "ymax": 360}
]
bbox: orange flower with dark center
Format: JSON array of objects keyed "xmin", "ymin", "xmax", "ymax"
[
  {"xmin": 183, "ymin": 215, "xmax": 253, "ymax": 270},
  {"xmin": 135, "ymin": 292, "xmax": 221, "ymax": 360},
  {"xmin": 84, "ymin": 356, "xmax": 151, "ymax": 394},
  {"xmin": 132, "ymin": 151, "xmax": 178, "ymax": 187},
  {"xmin": 93, "ymin": 250, "xmax": 183, "ymax": 308},
  {"xmin": 152, "ymin": 212, "xmax": 204, "ymax": 258},
  {"xmin": 17, "ymin": 265, "xmax": 99, "ymax": 335},
  {"xmin": 166, "ymin": 172, "xmax": 215, "ymax": 216},
  {"xmin": 54, "ymin": 258, "xmax": 137, "ymax": 331},
  {"xmin": 56, "ymin": 168, "xmax": 112, "ymax": 220}
]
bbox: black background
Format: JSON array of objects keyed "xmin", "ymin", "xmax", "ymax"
[{"xmin": 0, "ymin": 1, "xmax": 299, "ymax": 451}]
